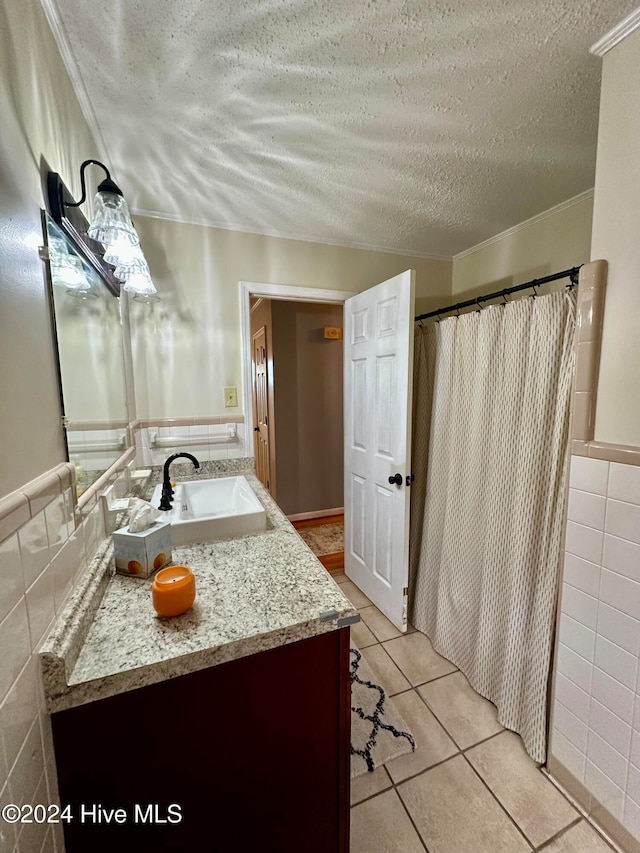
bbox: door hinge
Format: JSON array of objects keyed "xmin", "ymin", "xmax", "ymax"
[
  {"xmin": 61, "ymin": 415, "xmax": 69, "ymax": 428},
  {"xmin": 406, "ymin": 473, "xmax": 415, "ymax": 487}
]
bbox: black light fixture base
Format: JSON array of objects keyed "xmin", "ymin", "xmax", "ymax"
[{"xmin": 45, "ymin": 170, "xmax": 121, "ymax": 297}]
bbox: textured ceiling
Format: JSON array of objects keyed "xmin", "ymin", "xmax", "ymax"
[{"xmin": 45, "ymin": 0, "xmax": 634, "ymax": 257}]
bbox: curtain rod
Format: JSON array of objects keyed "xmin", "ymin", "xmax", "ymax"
[{"xmin": 415, "ymin": 265, "xmax": 582, "ymax": 323}]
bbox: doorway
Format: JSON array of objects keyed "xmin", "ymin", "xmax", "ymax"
[{"xmin": 241, "ymin": 282, "xmax": 356, "ymax": 571}]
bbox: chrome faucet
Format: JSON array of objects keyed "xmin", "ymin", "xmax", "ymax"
[{"xmin": 158, "ymin": 452, "xmax": 201, "ymax": 511}]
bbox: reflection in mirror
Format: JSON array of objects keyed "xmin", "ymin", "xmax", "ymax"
[{"xmin": 43, "ymin": 213, "xmax": 129, "ymax": 494}]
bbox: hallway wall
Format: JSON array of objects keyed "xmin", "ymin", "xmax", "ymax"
[{"xmin": 272, "ymin": 301, "xmax": 344, "ymax": 516}]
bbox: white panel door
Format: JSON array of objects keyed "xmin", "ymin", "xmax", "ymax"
[{"xmin": 344, "ymin": 270, "xmax": 415, "ymax": 630}]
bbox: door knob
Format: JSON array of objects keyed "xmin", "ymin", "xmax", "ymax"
[{"xmin": 388, "ymin": 473, "xmax": 403, "ymax": 486}]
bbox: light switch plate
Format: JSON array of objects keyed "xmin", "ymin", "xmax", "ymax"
[{"xmin": 224, "ymin": 386, "xmax": 238, "ymax": 408}]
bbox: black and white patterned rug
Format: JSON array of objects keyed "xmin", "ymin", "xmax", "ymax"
[{"xmin": 350, "ymin": 646, "xmax": 416, "ymax": 778}]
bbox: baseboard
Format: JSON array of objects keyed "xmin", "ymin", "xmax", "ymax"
[
  {"xmin": 544, "ymin": 759, "xmax": 638, "ymax": 852},
  {"xmin": 319, "ymin": 553, "xmax": 345, "ymax": 571},
  {"xmin": 287, "ymin": 507, "xmax": 344, "ymax": 522}
]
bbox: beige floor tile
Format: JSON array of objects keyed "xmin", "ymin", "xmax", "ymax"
[
  {"xmin": 350, "ymin": 618, "xmax": 377, "ymax": 649},
  {"xmin": 360, "ymin": 645, "xmax": 411, "ymax": 695},
  {"xmin": 542, "ymin": 820, "xmax": 613, "ymax": 852},
  {"xmin": 418, "ymin": 671, "xmax": 503, "ymax": 748},
  {"xmin": 331, "ymin": 572, "xmax": 348, "ymax": 584},
  {"xmin": 385, "ymin": 689, "xmax": 457, "ymax": 783},
  {"xmin": 351, "ymin": 789, "xmax": 425, "ymax": 853},
  {"xmin": 466, "ymin": 731, "xmax": 577, "ymax": 847},
  {"xmin": 398, "ymin": 755, "xmax": 531, "ymax": 853},
  {"xmin": 383, "ymin": 632, "xmax": 457, "ymax": 686},
  {"xmin": 359, "ymin": 605, "xmax": 404, "ymax": 641},
  {"xmin": 341, "ymin": 580, "xmax": 373, "ymax": 609},
  {"xmin": 350, "ymin": 765, "xmax": 392, "ymax": 806}
]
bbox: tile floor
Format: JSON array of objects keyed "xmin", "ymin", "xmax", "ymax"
[{"xmin": 332, "ymin": 572, "xmax": 617, "ymax": 853}]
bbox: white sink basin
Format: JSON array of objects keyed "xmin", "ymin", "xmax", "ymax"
[{"xmin": 151, "ymin": 476, "xmax": 267, "ymax": 546}]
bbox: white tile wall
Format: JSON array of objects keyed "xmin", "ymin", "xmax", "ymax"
[
  {"xmin": 562, "ymin": 552, "xmax": 601, "ymax": 598},
  {"xmin": 134, "ymin": 421, "xmax": 246, "ymax": 467},
  {"xmin": 551, "ymin": 455, "xmax": 640, "ymax": 841},
  {"xmin": 0, "ymin": 471, "xmax": 103, "ymax": 853}
]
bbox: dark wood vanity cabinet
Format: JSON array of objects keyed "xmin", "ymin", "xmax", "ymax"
[{"xmin": 52, "ymin": 628, "xmax": 351, "ymax": 852}]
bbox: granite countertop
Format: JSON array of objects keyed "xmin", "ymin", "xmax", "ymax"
[{"xmin": 40, "ymin": 460, "xmax": 358, "ymax": 713}]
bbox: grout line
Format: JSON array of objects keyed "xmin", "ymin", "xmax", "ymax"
[
  {"xmin": 533, "ymin": 817, "xmax": 583, "ymax": 851},
  {"xmin": 540, "ymin": 769, "xmax": 622, "ymax": 852},
  {"xmin": 351, "ymin": 675, "xmax": 591, "ymax": 853},
  {"xmin": 394, "ymin": 785, "xmax": 432, "ymax": 852},
  {"xmin": 360, "ymin": 642, "xmax": 413, "ymax": 694},
  {"xmin": 349, "ymin": 598, "xmax": 600, "ymax": 850},
  {"xmin": 409, "ymin": 667, "xmax": 460, "ymax": 691},
  {"xmin": 350, "ymin": 780, "xmax": 394, "ymax": 808},
  {"xmin": 461, "ymin": 729, "xmax": 505, "ymax": 753},
  {"xmin": 410, "ymin": 683, "xmax": 465, "ymax": 752},
  {"xmin": 461, "ymin": 752, "xmax": 535, "ymax": 849},
  {"xmin": 391, "ymin": 750, "xmax": 462, "ymax": 787}
]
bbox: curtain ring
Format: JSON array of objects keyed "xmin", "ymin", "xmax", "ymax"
[
  {"xmin": 501, "ymin": 291, "xmax": 509, "ymax": 306},
  {"xmin": 455, "ymin": 305, "xmax": 461, "ymax": 318},
  {"xmin": 475, "ymin": 297, "xmax": 482, "ymax": 313},
  {"xmin": 435, "ymin": 311, "xmax": 441, "ymax": 324},
  {"xmin": 531, "ymin": 284, "xmax": 539, "ymax": 299}
]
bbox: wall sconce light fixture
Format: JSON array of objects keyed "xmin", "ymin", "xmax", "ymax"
[{"xmin": 46, "ymin": 159, "xmax": 158, "ymax": 300}]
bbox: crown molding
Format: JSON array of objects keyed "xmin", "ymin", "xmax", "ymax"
[
  {"xmin": 39, "ymin": 0, "xmax": 112, "ymax": 165},
  {"xmin": 453, "ymin": 189, "xmax": 594, "ymax": 262},
  {"xmin": 590, "ymin": 7, "xmax": 640, "ymax": 57},
  {"xmin": 129, "ymin": 207, "xmax": 452, "ymax": 262}
]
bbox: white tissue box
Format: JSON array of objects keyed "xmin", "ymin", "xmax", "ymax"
[{"xmin": 113, "ymin": 521, "xmax": 172, "ymax": 579}]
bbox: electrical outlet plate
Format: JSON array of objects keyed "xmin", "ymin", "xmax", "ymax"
[{"xmin": 224, "ymin": 386, "xmax": 238, "ymax": 407}]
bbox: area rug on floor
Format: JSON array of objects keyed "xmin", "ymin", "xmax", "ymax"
[
  {"xmin": 297, "ymin": 522, "xmax": 344, "ymax": 556},
  {"xmin": 350, "ymin": 646, "xmax": 416, "ymax": 778}
]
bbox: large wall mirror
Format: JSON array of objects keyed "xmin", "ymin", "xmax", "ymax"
[{"xmin": 42, "ymin": 212, "xmax": 130, "ymax": 494}]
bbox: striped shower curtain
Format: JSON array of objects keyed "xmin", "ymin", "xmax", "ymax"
[{"xmin": 410, "ymin": 290, "xmax": 575, "ymax": 762}]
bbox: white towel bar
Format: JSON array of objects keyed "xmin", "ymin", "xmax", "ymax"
[
  {"xmin": 150, "ymin": 425, "xmax": 237, "ymax": 449},
  {"xmin": 67, "ymin": 437, "xmax": 127, "ymax": 453}
]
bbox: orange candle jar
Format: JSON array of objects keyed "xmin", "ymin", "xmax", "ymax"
[{"xmin": 151, "ymin": 566, "xmax": 196, "ymax": 617}]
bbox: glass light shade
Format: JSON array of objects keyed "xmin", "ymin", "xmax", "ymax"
[
  {"xmin": 122, "ymin": 259, "xmax": 156, "ymax": 294},
  {"xmin": 113, "ymin": 254, "xmax": 149, "ymax": 282},
  {"xmin": 103, "ymin": 236, "xmax": 144, "ymax": 266},
  {"xmin": 51, "ymin": 247, "xmax": 89, "ymax": 290},
  {"xmin": 127, "ymin": 274, "xmax": 160, "ymax": 303},
  {"xmin": 66, "ymin": 286, "xmax": 98, "ymax": 300},
  {"xmin": 48, "ymin": 227, "xmax": 97, "ymax": 298},
  {"xmin": 88, "ymin": 190, "xmax": 139, "ymax": 248},
  {"xmin": 124, "ymin": 274, "xmax": 156, "ymax": 294},
  {"xmin": 132, "ymin": 291, "xmax": 161, "ymax": 304}
]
